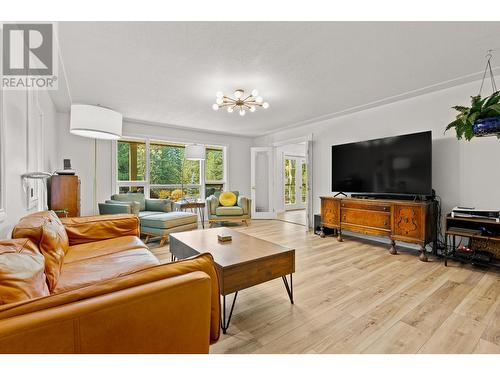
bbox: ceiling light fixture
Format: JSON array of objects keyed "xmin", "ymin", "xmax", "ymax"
[{"xmin": 212, "ymin": 89, "xmax": 269, "ymax": 116}]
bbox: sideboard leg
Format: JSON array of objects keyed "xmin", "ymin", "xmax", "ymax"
[
  {"xmin": 419, "ymin": 245, "xmax": 428, "ymax": 262},
  {"xmin": 389, "ymin": 240, "xmax": 397, "ymax": 255},
  {"xmin": 337, "ymin": 229, "xmax": 343, "ymax": 242}
]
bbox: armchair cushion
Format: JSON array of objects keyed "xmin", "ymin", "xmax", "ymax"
[
  {"xmin": 0, "ymin": 239, "xmax": 50, "ymax": 305},
  {"xmin": 111, "ymin": 193, "xmax": 146, "ymax": 211},
  {"xmin": 215, "ymin": 206, "xmax": 243, "ymax": 216},
  {"xmin": 145, "ymin": 198, "xmax": 172, "ymax": 213}
]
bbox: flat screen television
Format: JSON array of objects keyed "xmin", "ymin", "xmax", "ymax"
[{"xmin": 332, "ymin": 131, "xmax": 432, "ymax": 196}]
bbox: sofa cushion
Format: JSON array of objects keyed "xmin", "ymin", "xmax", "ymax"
[
  {"xmin": 0, "ymin": 239, "xmax": 50, "ymax": 305},
  {"xmin": 215, "ymin": 206, "xmax": 244, "ymax": 216},
  {"xmin": 140, "ymin": 212, "xmax": 198, "ymax": 229},
  {"xmin": 138, "ymin": 211, "xmax": 161, "ymax": 218},
  {"xmin": 219, "ymin": 192, "xmax": 237, "ymax": 207},
  {"xmin": 54, "ymin": 249, "xmax": 160, "ymax": 294},
  {"xmin": 12, "ymin": 211, "xmax": 69, "ymax": 292},
  {"xmin": 64, "ymin": 236, "xmax": 148, "ymax": 264},
  {"xmin": 111, "ymin": 193, "xmax": 146, "ymax": 211},
  {"xmin": 145, "ymin": 199, "xmax": 172, "ymax": 213}
]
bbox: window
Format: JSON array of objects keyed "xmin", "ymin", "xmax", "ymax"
[
  {"xmin": 115, "ymin": 139, "xmax": 226, "ymax": 202},
  {"xmin": 149, "ymin": 142, "xmax": 201, "ymax": 201},
  {"xmin": 205, "ymin": 147, "xmax": 225, "ymax": 197}
]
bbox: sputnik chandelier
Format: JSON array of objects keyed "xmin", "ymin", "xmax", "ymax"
[{"xmin": 212, "ymin": 89, "xmax": 269, "ymax": 116}]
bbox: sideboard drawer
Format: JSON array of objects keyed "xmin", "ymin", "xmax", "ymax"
[
  {"xmin": 341, "ymin": 208, "xmax": 391, "ymax": 230},
  {"xmin": 340, "ymin": 200, "xmax": 391, "ymax": 213}
]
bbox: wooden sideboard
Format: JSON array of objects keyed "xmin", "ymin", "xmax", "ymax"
[
  {"xmin": 320, "ymin": 196, "xmax": 438, "ymax": 261},
  {"xmin": 49, "ymin": 175, "xmax": 81, "ymax": 217}
]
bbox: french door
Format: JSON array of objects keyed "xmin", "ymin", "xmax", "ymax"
[
  {"xmin": 251, "ymin": 147, "xmax": 276, "ymax": 219},
  {"xmin": 284, "ymin": 156, "xmax": 307, "ymax": 210}
]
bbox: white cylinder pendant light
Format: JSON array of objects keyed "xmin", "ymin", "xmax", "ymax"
[
  {"xmin": 70, "ymin": 104, "xmax": 123, "ymax": 140},
  {"xmin": 185, "ymin": 144, "xmax": 206, "ymax": 160}
]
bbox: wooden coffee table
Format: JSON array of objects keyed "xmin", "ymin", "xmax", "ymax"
[{"xmin": 169, "ymin": 227, "xmax": 295, "ymax": 333}]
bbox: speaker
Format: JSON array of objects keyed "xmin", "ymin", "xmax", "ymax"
[{"xmin": 314, "ymin": 214, "xmax": 335, "ymax": 236}]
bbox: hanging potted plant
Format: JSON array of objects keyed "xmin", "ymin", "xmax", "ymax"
[
  {"xmin": 445, "ymin": 91, "xmax": 500, "ymax": 140},
  {"xmin": 445, "ymin": 52, "xmax": 500, "ymax": 140}
]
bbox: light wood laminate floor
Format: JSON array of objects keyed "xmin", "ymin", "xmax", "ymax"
[
  {"xmin": 277, "ymin": 209, "xmax": 307, "ymax": 226},
  {"xmin": 148, "ymin": 220, "xmax": 500, "ymax": 354}
]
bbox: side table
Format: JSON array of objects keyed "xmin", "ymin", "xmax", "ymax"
[{"xmin": 174, "ymin": 200, "xmax": 206, "ymax": 228}]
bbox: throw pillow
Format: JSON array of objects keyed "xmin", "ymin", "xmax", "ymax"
[
  {"xmin": 219, "ymin": 191, "xmax": 237, "ymax": 207},
  {"xmin": 0, "ymin": 239, "xmax": 50, "ymax": 305}
]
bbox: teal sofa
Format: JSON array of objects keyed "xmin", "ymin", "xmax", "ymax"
[
  {"xmin": 98, "ymin": 193, "xmax": 198, "ymax": 246},
  {"xmin": 206, "ymin": 191, "xmax": 251, "ymax": 227}
]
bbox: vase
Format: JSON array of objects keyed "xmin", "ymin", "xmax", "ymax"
[{"xmin": 472, "ymin": 116, "xmax": 500, "ymax": 137}]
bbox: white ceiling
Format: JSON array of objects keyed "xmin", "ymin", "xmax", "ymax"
[{"xmin": 56, "ymin": 22, "xmax": 500, "ymax": 137}]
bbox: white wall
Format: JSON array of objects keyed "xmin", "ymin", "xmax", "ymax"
[
  {"xmin": 254, "ymin": 76, "xmax": 500, "ymax": 222},
  {"xmin": 57, "ymin": 117, "xmax": 253, "ymax": 216},
  {"xmin": 0, "ymin": 89, "xmax": 60, "ymax": 238}
]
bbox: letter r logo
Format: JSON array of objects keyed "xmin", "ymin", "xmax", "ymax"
[{"xmin": 2, "ymin": 23, "xmax": 53, "ymax": 75}]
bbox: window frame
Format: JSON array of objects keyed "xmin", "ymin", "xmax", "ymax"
[{"xmin": 113, "ymin": 136, "xmax": 228, "ymax": 201}]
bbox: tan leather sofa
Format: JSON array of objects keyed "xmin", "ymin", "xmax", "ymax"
[{"xmin": 0, "ymin": 211, "xmax": 220, "ymax": 353}]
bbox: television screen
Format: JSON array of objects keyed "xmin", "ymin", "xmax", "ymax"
[{"xmin": 332, "ymin": 131, "xmax": 432, "ymax": 196}]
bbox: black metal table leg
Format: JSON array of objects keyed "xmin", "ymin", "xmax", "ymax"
[
  {"xmin": 199, "ymin": 206, "xmax": 205, "ymax": 229},
  {"xmin": 282, "ymin": 274, "xmax": 294, "ymax": 304},
  {"xmin": 221, "ymin": 292, "xmax": 238, "ymax": 334}
]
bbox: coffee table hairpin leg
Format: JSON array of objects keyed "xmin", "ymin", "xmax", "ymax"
[
  {"xmin": 220, "ymin": 274, "xmax": 294, "ymax": 334},
  {"xmin": 282, "ymin": 274, "xmax": 294, "ymax": 304},
  {"xmin": 221, "ymin": 292, "xmax": 238, "ymax": 334}
]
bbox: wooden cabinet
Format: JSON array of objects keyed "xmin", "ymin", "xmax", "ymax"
[
  {"xmin": 49, "ymin": 175, "xmax": 81, "ymax": 217},
  {"xmin": 320, "ymin": 197, "xmax": 437, "ymax": 262}
]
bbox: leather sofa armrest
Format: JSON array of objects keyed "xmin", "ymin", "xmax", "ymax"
[
  {"xmin": 0, "ymin": 253, "xmax": 220, "ymax": 344},
  {"xmin": 0, "ymin": 272, "xmax": 212, "ymax": 353},
  {"xmin": 60, "ymin": 214, "xmax": 140, "ymax": 245}
]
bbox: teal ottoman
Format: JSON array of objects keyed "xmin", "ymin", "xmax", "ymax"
[{"xmin": 141, "ymin": 211, "xmax": 198, "ymax": 246}]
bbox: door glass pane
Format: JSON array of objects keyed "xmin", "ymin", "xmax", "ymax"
[
  {"xmin": 117, "ymin": 141, "xmax": 146, "ymax": 181},
  {"xmin": 301, "ymin": 161, "xmax": 307, "ymax": 204},
  {"xmin": 284, "ymin": 158, "xmax": 296, "ymax": 205},
  {"xmin": 255, "ymin": 151, "xmax": 270, "ymax": 212}
]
